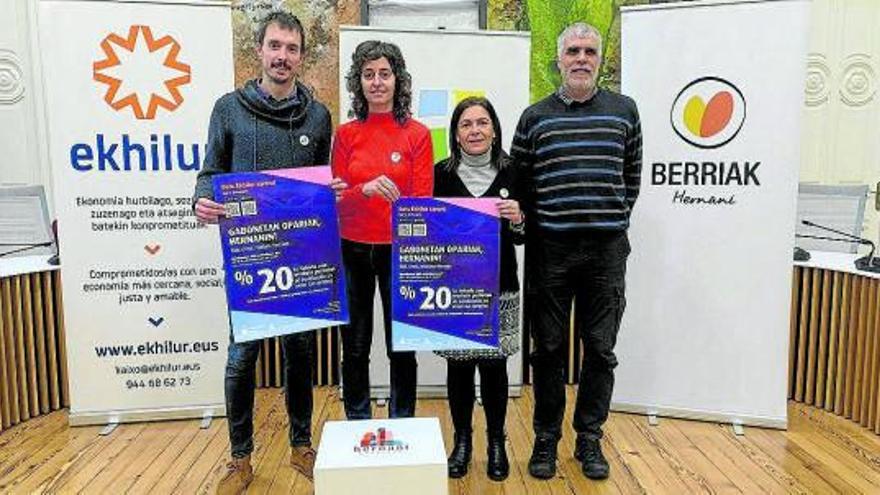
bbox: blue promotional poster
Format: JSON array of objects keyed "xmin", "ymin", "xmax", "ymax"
[
  {"xmin": 213, "ymin": 167, "xmax": 348, "ymax": 342},
  {"xmin": 392, "ymin": 198, "xmax": 500, "ymax": 351}
]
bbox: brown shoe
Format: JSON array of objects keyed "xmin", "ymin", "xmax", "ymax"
[
  {"xmin": 290, "ymin": 446, "xmax": 316, "ymax": 480},
  {"xmin": 216, "ymin": 455, "xmax": 253, "ymax": 495}
]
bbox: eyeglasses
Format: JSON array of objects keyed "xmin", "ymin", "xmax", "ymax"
[{"xmin": 361, "ymin": 70, "xmax": 394, "ymax": 82}]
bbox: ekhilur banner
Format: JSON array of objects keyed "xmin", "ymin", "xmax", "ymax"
[{"xmin": 39, "ymin": 0, "xmax": 233, "ymax": 425}]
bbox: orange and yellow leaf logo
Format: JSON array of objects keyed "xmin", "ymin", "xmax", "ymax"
[
  {"xmin": 93, "ymin": 25, "xmax": 191, "ymax": 120},
  {"xmin": 671, "ymin": 77, "xmax": 746, "ymax": 149},
  {"xmin": 682, "ymin": 91, "xmax": 734, "ymax": 139}
]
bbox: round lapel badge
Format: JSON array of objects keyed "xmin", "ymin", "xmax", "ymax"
[
  {"xmin": 500, "ymin": 188, "xmax": 509, "ymax": 199},
  {"xmin": 299, "ymin": 135, "xmax": 310, "ymax": 146},
  {"xmin": 390, "ymin": 151, "xmax": 401, "ymax": 164}
]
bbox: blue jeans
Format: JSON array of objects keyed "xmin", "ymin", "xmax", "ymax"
[
  {"xmin": 340, "ymin": 240, "xmax": 417, "ymax": 419},
  {"xmin": 530, "ymin": 230, "xmax": 629, "ymax": 441},
  {"xmin": 225, "ymin": 331, "xmax": 314, "ymax": 458}
]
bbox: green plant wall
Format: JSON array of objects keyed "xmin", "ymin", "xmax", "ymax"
[
  {"xmin": 489, "ymin": 0, "xmax": 652, "ymax": 102},
  {"xmin": 231, "ymin": 0, "xmax": 659, "ymax": 116}
]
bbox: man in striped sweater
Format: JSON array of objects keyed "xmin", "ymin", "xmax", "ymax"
[{"xmin": 511, "ymin": 22, "xmax": 642, "ymax": 481}]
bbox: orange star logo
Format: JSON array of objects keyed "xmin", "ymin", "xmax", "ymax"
[{"xmin": 93, "ymin": 25, "xmax": 191, "ymax": 120}]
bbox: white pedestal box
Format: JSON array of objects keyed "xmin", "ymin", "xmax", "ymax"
[{"xmin": 314, "ymin": 417, "xmax": 447, "ymax": 495}]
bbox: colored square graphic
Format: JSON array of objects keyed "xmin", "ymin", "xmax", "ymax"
[
  {"xmin": 418, "ymin": 89, "xmax": 448, "ymax": 118},
  {"xmin": 430, "ymin": 127, "xmax": 448, "ymax": 162},
  {"xmin": 453, "ymin": 89, "xmax": 485, "ymax": 105}
]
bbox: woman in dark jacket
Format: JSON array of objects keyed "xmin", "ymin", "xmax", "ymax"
[{"xmin": 434, "ymin": 97, "xmax": 524, "ymax": 481}]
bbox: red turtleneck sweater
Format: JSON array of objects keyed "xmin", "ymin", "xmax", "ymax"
[{"xmin": 331, "ymin": 113, "xmax": 434, "ymax": 244}]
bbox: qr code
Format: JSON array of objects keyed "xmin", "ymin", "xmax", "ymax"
[
  {"xmin": 225, "ymin": 202, "xmax": 242, "ymax": 217},
  {"xmin": 241, "ymin": 200, "xmax": 258, "ymax": 216},
  {"xmin": 412, "ymin": 223, "xmax": 427, "ymax": 237},
  {"xmin": 397, "ymin": 224, "xmax": 413, "ymax": 237}
]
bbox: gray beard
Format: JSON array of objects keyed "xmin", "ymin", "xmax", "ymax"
[{"xmin": 565, "ymin": 78, "xmax": 597, "ymax": 100}]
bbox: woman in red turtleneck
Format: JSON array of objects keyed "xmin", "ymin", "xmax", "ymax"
[{"xmin": 331, "ymin": 40, "xmax": 433, "ymax": 420}]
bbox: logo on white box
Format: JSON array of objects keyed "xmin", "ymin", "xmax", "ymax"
[{"xmin": 353, "ymin": 427, "xmax": 409, "ymax": 454}]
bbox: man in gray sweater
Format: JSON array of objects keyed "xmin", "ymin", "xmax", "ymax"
[
  {"xmin": 192, "ymin": 10, "xmax": 343, "ymax": 494},
  {"xmin": 512, "ymin": 23, "xmax": 642, "ymax": 482}
]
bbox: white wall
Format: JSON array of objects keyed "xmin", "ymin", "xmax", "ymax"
[
  {"xmin": 800, "ymin": 0, "xmax": 880, "ymax": 241},
  {"xmin": 0, "ymin": 0, "xmax": 53, "ymax": 211},
  {"xmin": 8, "ymin": 0, "xmax": 880, "ymax": 235}
]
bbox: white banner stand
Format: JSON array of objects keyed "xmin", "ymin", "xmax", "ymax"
[
  {"xmin": 616, "ymin": 0, "xmax": 812, "ymax": 429},
  {"xmin": 39, "ymin": 0, "xmax": 234, "ymax": 425}
]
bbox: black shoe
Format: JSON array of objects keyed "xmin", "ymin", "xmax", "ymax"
[
  {"xmin": 486, "ymin": 432, "xmax": 509, "ymax": 481},
  {"xmin": 528, "ymin": 435, "xmax": 558, "ymax": 479},
  {"xmin": 576, "ymin": 435, "xmax": 609, "ymax": 480},
  {"xmin": 447, "ymin": 430, "xmax": 472, "ymax": 478},
  {"xmin": 574, "ymin": 434, "xmax": 588, "ymax": 462}
]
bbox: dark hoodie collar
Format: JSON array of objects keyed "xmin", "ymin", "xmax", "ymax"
[
  {"xmin": 254, "ymin": 79, "xmax": 300, "ymax": 105},
  {"xmin": 235, "ymin": 79, "xmax": 312, "ymax": 126}
]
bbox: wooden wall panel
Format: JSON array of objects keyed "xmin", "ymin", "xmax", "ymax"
[
  {"xmin": 53, "ymin": 271, "xmax": 68, "ymax": 407},
  {"xmin": 814, "ymin": 270, "xmax": 832, "ymax": 408},
  {"xmin": 1, "ymin": 279, "xmax": 20, "ymax": 426},
  {"xmin": 32, "ymin": 274, "xmax": 49, "ymax": 414},
  {"xmin": 3, "ymin": 264, "xmax": 879, "ymax": 438},
  {"xmin": 41, "ymin": 272, "xmax": 60, "ymax": 410},
  {"xmin": 21, "ymin": 275, "xmax": 39, "ymax": 417},
  {"xmin": 0, "ymin": 279, "xmax": 10, "ymax": 431},
  {"xmin": 0, "ymin": 272, "xmax": 70, "ymax": 429},
  {"xmin": 860, "ymin": 281, "xmax": 876, "ymax": 425},
  {"xmin": 869, "ymin": 292, "xmax": 880, "ymax": 428},
  {"xmin": 789, "ymin": 267, "xmax": 802, "ymax": 399},
  {"xmin": 795, "ymin": 269, "xmax": 813, "ymax": 401},
  {"xmin": 843, "ymin": 276, "xmax": 862, "ymax": 417},
  {"xmin": 11, "ymin": 278, "xmax": 29, "ymax": 421},
  {"xmin": 823, "ymin": 272, "xmax": 842, "ymax": 409},
  {"xmin": 851, "ymin": 278, "xmax": 871, "ymax": 419},
  {"xmin": 790, "ymin": 267, "xmax": 880, "ymax": 436},
  {"xmin": 833, "ymin": 274, "xmax": 852, "ymax": 414},
  {"xmin": 805, "ymin": 269, "xmax": 822, "ymax": 404}
]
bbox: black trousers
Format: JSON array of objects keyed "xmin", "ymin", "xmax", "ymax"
[
  {"xmin": 530, "ymin": 231, "xmax": 630, "ymax": 440},
  {"xmin": 225, "ymin": 332, "xmax": 314, "ymax": 458},
  {"xmin": 340, "ymin": 240, "xmax": 417, "ymax": 419},
  {"xmin": 447, "ymin": 358, "xmax": 508, "ymax": 436}
]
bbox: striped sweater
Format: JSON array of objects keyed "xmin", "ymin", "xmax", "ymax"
[{"xmin": 511, "ymin": 89, "xmax": 642, "ymax": 232}]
